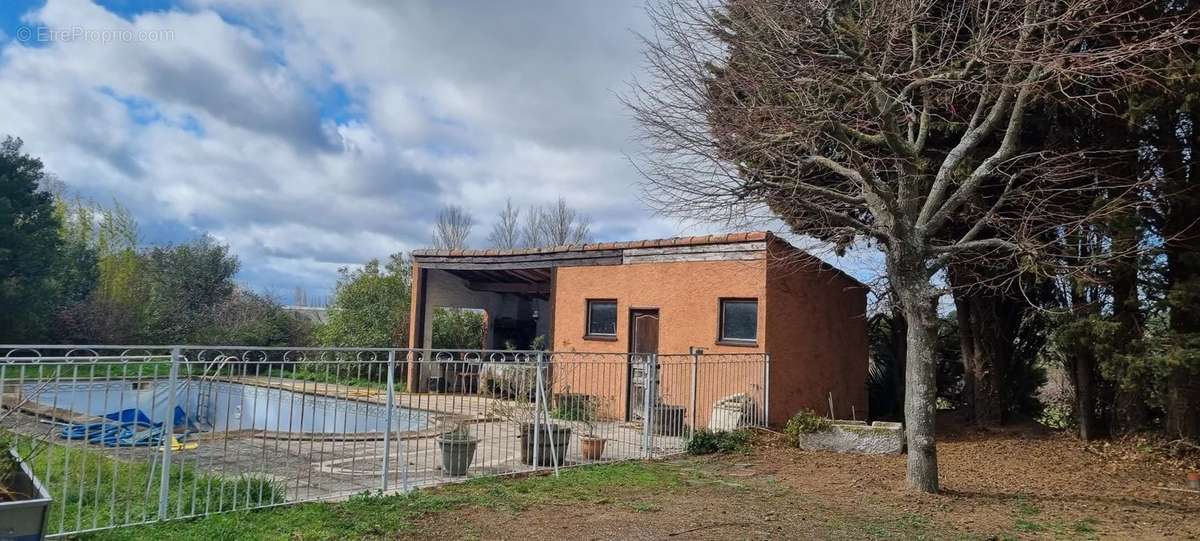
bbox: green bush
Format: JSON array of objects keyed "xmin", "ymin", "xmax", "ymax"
[
  {"xmin": 551, "ymin": 394, "xmax": 596, "ymax": 422},
  {"xmin": 685, "ymin": 429, "xmax": 751, "ymax": 455},
  {"xmin": 784, "ymin": 409, "xmax": 832, "ymax": 444}
]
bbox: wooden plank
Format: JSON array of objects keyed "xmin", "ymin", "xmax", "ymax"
[
  {"xmin": 622, "ymin": 241, "xmax": 766, "ymax": 257},
  {"xmin": 623, "ymin": 251, "xmax": 764, "ymax": 264},
  {"xmin": 467, "ymin": 282, "xmax": 552, "ymax": 295},
  {"xmin": 413, "ymin": 249, "xmax": 623, "ymax": 265},
  {"xmin": 416, "ymin": 256, "xmax": 623, "ymax": 270}
]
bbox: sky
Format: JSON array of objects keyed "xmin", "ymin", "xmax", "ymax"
[{"xmin": 0, "ymin": 0, "xmax": 881, "ymax": 303}]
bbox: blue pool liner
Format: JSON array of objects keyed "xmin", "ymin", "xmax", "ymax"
[{"xmin": 59, "ymin": 406, "xmax": 196, "ymax": 447}]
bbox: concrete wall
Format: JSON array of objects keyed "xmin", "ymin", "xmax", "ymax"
[
  {"xmin": 764, "ymin": 238, "xmax": 869, "ymax": 425},
  {"xmin": 794, "ymin": 421, "xmax": 904, "ymax": 454}
]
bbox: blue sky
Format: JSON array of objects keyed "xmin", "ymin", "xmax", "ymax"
[{"xmin": 0, "ymin": 0, "xmax": 882, "ymax": 304}]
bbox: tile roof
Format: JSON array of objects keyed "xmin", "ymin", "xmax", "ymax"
[{"xmin": 410, "ymin": 231, "xmax": 772, "ymax": 258}]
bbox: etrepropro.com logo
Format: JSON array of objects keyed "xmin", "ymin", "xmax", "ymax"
[{"xmin": 15, "ymin": 25, "xmax": 175, "ymax": 44}]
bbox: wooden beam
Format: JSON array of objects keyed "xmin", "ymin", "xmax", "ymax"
[
  {"xmin": 467, "ymin": 281, "xmax": 552, "ymax": 295},
  {"xmin": 413, "ymin": 249, "xmax": 622, "ymax": 265},
  {"xmin": 415, "ymin": 256, "xmax": 622, "ymax": 270},
  {"xmin": 621, "ymin": 241, "xmax": 767, "ymax": 257}
]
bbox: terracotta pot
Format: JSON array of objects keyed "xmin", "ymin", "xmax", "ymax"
[{"xmin": 579, "ymin": 435, "xmax": 608, "ymax": 460}]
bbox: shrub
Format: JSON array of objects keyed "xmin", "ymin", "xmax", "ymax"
[
  {"xmin": 551, "ymin": 394, "xmax": 595, "ymax": 422},
  {"xmin": 685, "ymin": 429, "xmax": 751, "ymax": 455},
  {"xmin": 784, "ymin": 409, "xmax": 832, "ymax": 444}
]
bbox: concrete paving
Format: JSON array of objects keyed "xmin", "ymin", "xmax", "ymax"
[{"xmin": 1, "ymin": 376, "xmax": 687, "ymax": 511}]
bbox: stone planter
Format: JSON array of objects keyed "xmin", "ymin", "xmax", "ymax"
[
  {"xmin": 437, "ymin": 435, "xmax": 480, "ymax": 476},
  {"xmin": 519, "ymin": 423, "xmax": 571, "ymax": 466},
  {"xmin": 0, "ymin": 449, "xmax": 51, "ymax": 541},
  {"xmin": 794, "ymin": 421, "xmax": 905, "ymax": 455},
  {"xmin": 579, "ymin": 435, "xmax": 607, "ymax": 460}
]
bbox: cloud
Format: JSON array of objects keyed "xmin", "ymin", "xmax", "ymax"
[{"xmin": 0, "ymin": 0, "xmax": 868, "ymax": 299}]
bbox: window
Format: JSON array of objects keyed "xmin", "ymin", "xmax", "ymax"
[
  {"xmin": 719, "ymin": 299, "xmax": 758, "ymax": 344},
  {"xmin": 586, "ymin": 299, "xmax": 617, "ymax": 338}
]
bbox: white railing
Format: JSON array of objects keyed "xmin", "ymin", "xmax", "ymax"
[{"xmin": 0, "ymin": 345, "xmax": 768, "ymax": 538}]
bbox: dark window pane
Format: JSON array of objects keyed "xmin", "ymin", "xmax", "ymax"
[
  {"xmin": 721, "ymin": 300, "xmax": 757, "ymax": 341},
  {"xmin": 588, "ymin": 300, "xmax": 617, "ymax": 336}
]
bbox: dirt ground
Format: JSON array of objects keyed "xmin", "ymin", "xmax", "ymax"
[{"xmin": 408, "ymin": 417, "xmax": 1200, "ymax": 540}]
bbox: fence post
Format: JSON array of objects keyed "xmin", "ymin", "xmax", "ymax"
[
  {"xmin": 401, "ymin": 353, "xmax": 410, "ymax": 493},
  {"xmin": 642, "ymin": 354, "xmax": 657, "ymax": 459},
  {"xmin": 158, "ymin": 347, "xmax": 180, "ymax": 521},
  {"xmin": 532, "ymin": 351, "xmax": 543, "ymax": 471},
  {"xmin": 689, "ymin": 349, "xmax": 700, "ymax": 440},
  {"xmin": 763, "ymin": 353, "xmax": 771, "ymax": 427},
  {"xmin": 534, "ymin": 353, "xmax": 560, "ymax": 475},
  {"xmin": 382, "ymin": 350, "xmax": 396, "ymax": 492}
]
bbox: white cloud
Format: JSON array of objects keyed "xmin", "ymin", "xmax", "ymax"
[{"xmin": 0, "ymin": 0, "xmax": 861, "ymax": 297}]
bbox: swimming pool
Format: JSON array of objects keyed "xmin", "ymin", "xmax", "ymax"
[{"xmin": 25, "ymin": 379, "xmax": 431, "ymax": 435}]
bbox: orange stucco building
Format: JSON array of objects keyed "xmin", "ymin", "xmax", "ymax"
[{"xmin": 408, "ymin": 232, "xmax": 868, "ymax": 427}]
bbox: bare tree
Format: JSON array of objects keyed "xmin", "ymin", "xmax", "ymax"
[
  {"xmin": 517, "ymin": 197, "xmax": 593, "ymax": 247},
  {"xmin": 537, "ymin": 197, "xmax": 592, "ymax": 245},
  {"xmin": 432, "ymin": 205, "xmax": 473, "ymax": 250},
  {"xmin": 487, "ymin": 198, "xmax": 522, "ymax": 249},
  {"xmin": 629, "ymin": 0, "xmax": 1197, "ymax": 492},
  {"xmin": 519, "ymin": 207, "xmax": 544, "ymax": 248}
]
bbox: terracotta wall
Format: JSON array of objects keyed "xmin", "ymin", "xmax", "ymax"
[
  {"xmin": 551, "ymin": 258, "xmax": 769, "ymax": 425},
  {"xmin": 764, "ymin": 240, "xmax": 869, "ymax": 425}
]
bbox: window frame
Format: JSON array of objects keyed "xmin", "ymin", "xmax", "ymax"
[
  {"xmin": 584, "ymin": 298, "xmax": 619, "ymax": 340},
  {"xmin": 717, "ymin": 298, "xmax": 759, "ymax": 346}
]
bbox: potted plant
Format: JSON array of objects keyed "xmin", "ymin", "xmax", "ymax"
[
  {"xmin": 0, "ymin": 436, "xmax": 51, "ymax": 540},
  {"xmin": 575, "ymin": 395, "xmax": 610, "ymax": 461},
  {"xmin": 490, "ymin": 394, "xmax": 571, "ymax": 467},
  {"xmin": 437, "ymin": 423, "xmax": 479, "ymax": 476}
]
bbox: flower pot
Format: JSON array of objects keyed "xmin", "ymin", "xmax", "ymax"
[
  {"xmin": 0, "ymin": 448, "xmax": 52, "ymax": 541},
  {"xmin": 518, "ymin": 423, "xmax": 571, "ymax": 466},
  {"xmin": 437, "ymin": 436, "xmax": 479, "ymax": 476},
  {"xmin": 579, "ymin": 435, "xmax": 608, "ymax": 460},
  {"xmin": 1188, "ymin": 471, "xmax": 1200, "ymax": 491}
]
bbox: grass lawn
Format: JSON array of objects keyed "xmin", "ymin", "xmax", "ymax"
[
  {"xmin": 85, "ymin": 463, "xmax": 689, "ymax": 541},
  {"xmin": 74, "ymin": 422, "xmax": 1200, "ymax": 540},
  {"xmin": 263, "ymin": 368, "xmax": 393, "ymax": 390},
  {"xmin": 7, "ymin": 435, "xmax": 280, "ymax": 536},
  {"xmin": 76, "ymin": 457, "xmax": 1026, "ymax": 541}
]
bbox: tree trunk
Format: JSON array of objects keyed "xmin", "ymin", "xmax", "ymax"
[
  {"xmin": 1067, "ymin": 273, "xmax": 1101, "ymax": 441},
  {"xmin": 952, "ymin": 292, "xmax": 977, "ymax": 421},
  {"xmin": 900, "ymin": 293, "xmax": 940, "ymax": 493},
  {"xmin": 1074, "ymin": 350, "xmax": 1099, "ymax": 441},
  {"xmin": 1162, "ymin": 105, "xmax": 1200, "ymax": 441},
  {"xmin": 949, "ymin": 269, "xmax": 1020, "ymax": 426},
  {"xmin": 891, "ymin": 302, "xmax": 908, "ymax": 420},
  {"xmin": 890, "ymin": 254, "xmax": 940, "ymax": 493},
  {"xmin": 1166, "ymin": 366, "xmax": 1200, "ymax": 439}
]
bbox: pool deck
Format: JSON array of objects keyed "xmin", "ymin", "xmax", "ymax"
[
  {"xmin": 226, "ymin": 375, "xmax": 501, "ymax": 419},
  {"xmin": 0, "ymin": 375, "xmax": 687, "ymax": 506}
]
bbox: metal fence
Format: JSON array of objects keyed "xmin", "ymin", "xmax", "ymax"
[{"xmin": 0, "ymin": 345, "xmax": 768, "ymax": 538}]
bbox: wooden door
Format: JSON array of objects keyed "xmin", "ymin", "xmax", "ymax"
[{"xmin": 628, "ymin": 309, "xmax": 660, "ymax": 421}]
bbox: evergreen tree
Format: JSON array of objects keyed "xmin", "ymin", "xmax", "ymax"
[{"xmin": 0, "ymin": 137, "xmax": 63, "ymax": 341}]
